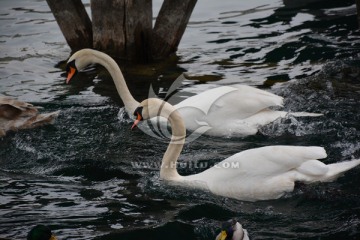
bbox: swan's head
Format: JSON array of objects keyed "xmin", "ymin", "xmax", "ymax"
[
  {"xmin": 66, "ymin": 48, "xmax": 98, "ymax": 84},
  {"xmin": 131, "ymin": 98, "xmax": 175, "ymax": 129}
]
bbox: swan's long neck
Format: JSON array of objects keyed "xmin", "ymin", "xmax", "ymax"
[
  {"xmin": 90, "ymin": 53, "xmax": 139, "ymax": 114},
  {"xmin": 160, "ymin": 108, "xmax": 186, "ymax": 181}
]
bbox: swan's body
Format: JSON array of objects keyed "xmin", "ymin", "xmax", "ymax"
[
  {"xmin": 174, "ymin": 84, "xmax": 321, "ymax": 136},
  {"xmin": 66, "ymin": 49, "xmax": 322, "ymax": 137},
  {"xmin": 0, "ymin": 97, "xmax": 59, "ymax": 137},
  {"xmin": 215, "ymin": 219, "xmax": 249, "ymax": 240},
  {"xmin": 132, "ymin": 98, "xmax": 360, "ymax": 201}
]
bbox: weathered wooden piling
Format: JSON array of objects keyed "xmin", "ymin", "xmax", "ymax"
[
  {"xmin": 46, "ymin": 0, "xmax": 197, "ymax": 62},
  {"xmin": 152, "ymin": 0, "xmax": 197, "ymax": 60},
  {"xmin": 91, "ymin": 0, "xmax": 153, "ymax": 61},
  {"xmin": 46, "ymin": 0, "xmax": 92, "ymax": 51}
]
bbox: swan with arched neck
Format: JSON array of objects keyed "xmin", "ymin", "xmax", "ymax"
[
  {"xmin": 131, "ymin": 98, "xmax": 360, "ymax": 201},
  {"xmin": 66, "ymin": 48, "xmax": 322, "ymax": 137}
]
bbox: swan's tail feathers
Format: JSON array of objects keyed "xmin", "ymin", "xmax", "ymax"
[
  {"xmin": 289, "ymin": 112, "xmax": 323, "ymax": 117},
  {"xmin": 296, "ymin": 158, "xmax": 360, "ymax": 183},
  {"xmin": 321, "ymin": 159, "xmax": 360, "ymax": 182}
]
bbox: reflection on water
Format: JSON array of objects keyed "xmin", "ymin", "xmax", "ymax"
[{"xmin": 1, "ymin": 0, "xmax": 360, "ymax": 239}]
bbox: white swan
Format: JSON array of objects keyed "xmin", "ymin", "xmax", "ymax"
[
  {"xmin": 0, "ymin": 96, "xmax": 59, "ymax": 137},
  {"xmin": 215, "ymin": 219, "xmax": 249, "ymax": 240},
  {"xmin": 131, "ymin": 98, "xmax": 360, "ymax": 201},
  {"xmin": 66, "ymin": 48, "xmax": 322, "ymax": 137}
]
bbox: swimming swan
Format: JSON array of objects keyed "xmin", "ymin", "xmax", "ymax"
[
  {"xmin": 131, "ymin": 98, "xmax": 360, "ymax": 201},
  {"xmin": 0, "ymin": 96, "xmax": 59, "ymax": 137},
  {"xmin": 66, "ymin": 48, "xmax": 322, "ymax": 137}
]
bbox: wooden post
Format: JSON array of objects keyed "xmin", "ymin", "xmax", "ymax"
[
  {"xmin": 152, "ymin": 0, "xmax": 197, "ymax": 60},
  {"xmin": 91, "ymin": 0, "xmax": 126, "ymax": 57},
  {"xmin": 356, "ymin": 0, "xmax": 360, "ymax": 28},
  {"xmin": 47, "ymin": 0, "xmax": 197, "ymax": 62},
  {"xmin": 125, "ymin": 0, "xmax": 153, "ymax": 62},
  {"xmin": 91, "ymin": 0, "xmax": 152, "ymax": 61},
  {"xmin": 46, "ymin": 0, "xmax": 92, "ymax": 51}
]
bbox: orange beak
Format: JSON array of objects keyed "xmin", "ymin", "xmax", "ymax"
[
  {"xmin": 66, "ymin": 66, "xmax": 76, "ymax": 84},
  {"xmin": 131, "ymin": 112, "xmax": 142, "ymax": 130}
]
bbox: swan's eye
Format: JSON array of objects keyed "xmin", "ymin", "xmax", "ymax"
[
  {"xmin": 66, "ymin": 60, "xmax": 76, "ymax": 73},
  {"xmin": 131, "ymin": 106, "xmax": 144, "ymax": 130},
  {"xmin": 65, "ymin": 64, "xmax": 70, "ymax": 73},
  {"xmin": 133, "ymin": 106, "xmax": 143, "ymax": 118}
]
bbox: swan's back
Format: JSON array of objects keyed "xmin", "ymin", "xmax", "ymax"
[
  {"xmin": 205, "ymin": 146, "xmax": 326, "ymax": 176},
  {"xmin": 185, "ymin": 146, "xmax": 328, "ymax": 201},
  {"xmin": 176, "ymin": 85, "xmax": 283, "ymax": 119},
  {"xmin": 174, "ymin": 85, "xmax": 284, "ymax": 135}
]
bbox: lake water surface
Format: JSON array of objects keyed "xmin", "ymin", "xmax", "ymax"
[{"xmin": 1, "ymin": 0, "xmax": 360, "ymax": 239}]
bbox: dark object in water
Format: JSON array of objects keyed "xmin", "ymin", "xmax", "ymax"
[{"xmin": 27, "ymin": 225, "xmax": 57, "ymax": 240}]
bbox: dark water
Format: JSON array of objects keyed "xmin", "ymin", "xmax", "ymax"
[{"xmin": 1, "ymin": 0, "xmax": 360, "ymax": 239}]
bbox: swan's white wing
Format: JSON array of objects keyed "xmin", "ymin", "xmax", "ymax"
[
  {"xmin": 175, "ymin": 85, "xmax": 284, "ymax": 120},
  {"xmin": 211, "ymin": 145, "xmax": 327, "ymax": 177},
  {"xmin": 175, "ymin": 86, "xmax": 237, "ymax": 115},
  {"xmin": 185, "ymin": 146, "xmax": 327, "ymax": 201},
  {"xmin": 186, "ymin": 146, "xmax": 360, "ymax": 201}
]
